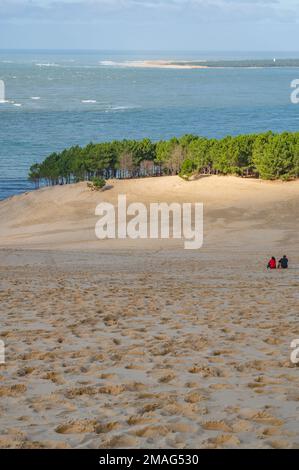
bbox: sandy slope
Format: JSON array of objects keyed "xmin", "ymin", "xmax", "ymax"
[
  {"xmin": 0, "ymin": 176, "xmax": 299, "ymax": 449},
  {"xmin": 0, "ymin": 175, "xmax": 299, "ymax": 250}
]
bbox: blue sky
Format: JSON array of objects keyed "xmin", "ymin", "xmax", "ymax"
[{"xmin": 0, "ymin": 0, "xmax": 299, "ymax": 50}]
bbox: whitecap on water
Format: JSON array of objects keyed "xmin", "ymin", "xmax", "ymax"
[
  {"xmin": 0, "ymin": 100, "xmax": 16, "ymax": 105},
  {"xmin": 36, "ymin": 63, "xmax": 59, "ymax": 67},
  {"xmin": 105, "ymin": 104, "xmax": 139, "ymax": 112},
  {"xmin": 99, "ymin": 61, "xmax": 118, "ymax": 66},
  {"xmin": 31, "ymin": 97, "xmax": 41, "ymax": 100},
  {"xmin": 81, "ymin": 100, "xmax": 97, "ymax": 104},
  {"xmin": 111, "ymin": 106, "xmax": 128, "ymax": 110}
]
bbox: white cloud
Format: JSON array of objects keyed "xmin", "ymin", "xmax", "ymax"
[{"xmin": 0, "ymin": 0, "xmax": 297, "ymax": 23}]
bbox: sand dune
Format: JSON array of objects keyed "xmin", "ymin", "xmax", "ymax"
[
  {"xmin": 0, "ymin": 176, "xmax": 299, "ymax": 448},
  {"xmin": 0, "ymin": 175, "xmax": 298, "ymax": 250}
]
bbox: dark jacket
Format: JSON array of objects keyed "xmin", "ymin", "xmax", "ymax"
[{"xmin": 279, "ymin": 257, "xmax": 288, "ymax": 269}]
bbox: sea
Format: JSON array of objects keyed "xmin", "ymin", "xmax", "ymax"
[{"xmin": 1, "ymin": 50, "xmax": 299, "ymax": 200}]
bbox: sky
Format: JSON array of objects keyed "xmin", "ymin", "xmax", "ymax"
[{"xmin": 1, "ymin": 0, "xmax": 299, "ymax": 50}]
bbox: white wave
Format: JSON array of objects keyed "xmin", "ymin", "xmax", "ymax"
[
  {"xmin": 36, "ymin": 63, "xmax": 59, "ymax": 67},
  {"xmin": 77, "ymin": 65, "xmax": 100, "ymax": 69},
  {"xmin": 110, "ymin": 106, "xmax": 128, "ymax": 110},
  {"xmin": 99, "ymin": 61, "xmax": 118, "ymax": 66},
  {"xmin": 81, "ymin": 99, "xmax": 97, "ymax": 104},
  {"xmin": 106, "ymin": 104, "xmax": 139, "ymax": 112},
  {"xmin": 13, "ymin": 103, "xmax": 22, "ymax": 107},
  {"xmin": 0, "ymin": 99, "xmax": 15, "ymax": 105},
  {"xmin": 31, "ymin": 97, "xmax": 41, "ymax": 100}
]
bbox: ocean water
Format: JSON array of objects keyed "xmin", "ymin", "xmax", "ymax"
[{"xmin": 1, "ymin": 50, "xmax": 299, "ymax": 200}]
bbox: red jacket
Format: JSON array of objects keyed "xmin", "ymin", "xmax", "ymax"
[{"xmin": 268, "ymin": 258, "xmax": 276, "ymax": 269}]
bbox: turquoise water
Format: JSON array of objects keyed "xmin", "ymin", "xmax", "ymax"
[{"xmin": 1, "ymin": 50, "xmax": 299, "ymax": 199}]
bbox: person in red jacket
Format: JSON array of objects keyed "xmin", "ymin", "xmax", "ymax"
[{"xmin": 267, "ymin": 257, "xmax": 277, "ymax": 270}]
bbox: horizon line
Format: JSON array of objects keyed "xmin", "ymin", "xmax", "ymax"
[{"xmin": 2, "ymin": 48, "xmax": 299, "ymax": 53}]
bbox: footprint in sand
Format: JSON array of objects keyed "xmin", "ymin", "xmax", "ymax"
[
  {"xmin": 134, "ymin": 425, "xmax": 169, "ymax": 438},
  {"xmin": 127, "ymin": 415, "xmax": 156, "ymax": 426},
  {"xmin": 55, "ymin": 419, "xmax": 98, "ymax": 434},
  {"xmin": 202, "ymin": 420, "xmax": 232, "ymax": 432},
  {"xmin": 184, "ymin": 391, "xmax": 205, "ymax": 404},
  {"xmin": 251, "ymin": 411, "xmax": 283, "ymax": 426},
  {"xmin": 99, "ymin": 434, "xmax": 137, "ymax": 448},
  {"xmin": 206, "ymin": 434, "xmax": 241, "ymax": 447},
  {"xmin": 0, "ymin": 384, "xmax": 27, "ymax": 397}
]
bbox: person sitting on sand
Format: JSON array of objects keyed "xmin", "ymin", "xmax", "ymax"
[
  {"xmin": 278, "ymin": 255, "xmax": 289, "ymax": 269},
  {"xmin": 267, "ymin": 257, "xmax": 277, "ymax": 270}
]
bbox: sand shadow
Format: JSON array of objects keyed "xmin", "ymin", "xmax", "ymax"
[{"xmin": 102, "ymin": 184, "xmax": 114, "ymax": 192}]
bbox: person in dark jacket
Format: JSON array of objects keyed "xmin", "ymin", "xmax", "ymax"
[
  {"xmin": 267, "ymin": 257, "xmax": 277, "ymax": 270},
  {"xmin": 278, "ymin": 255, "xmax": 289, "ymax": 269}
]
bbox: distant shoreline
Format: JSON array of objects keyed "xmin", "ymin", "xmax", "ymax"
[
  {"xmin": 120, "ymin": 60, "xmax": 209, "ymax": 69},
  {"xmin": 113, "ymin": 59, "xmax": 299, "ymax": 69}
]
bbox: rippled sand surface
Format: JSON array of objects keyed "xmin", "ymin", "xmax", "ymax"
[{"xmin": 0, "ymin": 248, "xmax": 298, "ymax": 449}]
